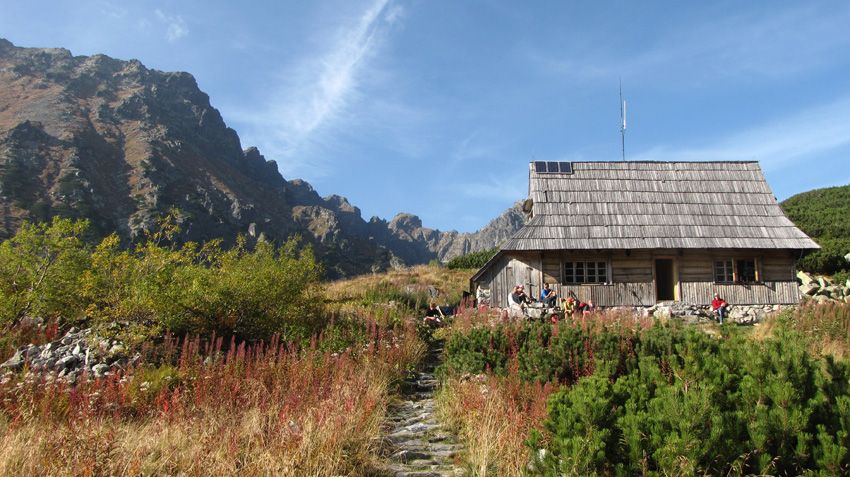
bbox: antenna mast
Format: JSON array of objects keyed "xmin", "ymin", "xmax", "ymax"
[{"xmin": 619, "ymin": 79, "xmax": 626, "ymax": 161}]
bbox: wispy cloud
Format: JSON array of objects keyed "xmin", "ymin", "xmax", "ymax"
[
  {"xmin": 237, "ymin": 0, "xmax": 401, "ymax": 177},
  {"xmin": 154, "ymin": 9, "xmax": 188, "ymax": 42},
  {"xmin": 631, "ymin": 95, "xmax": 850, "ymax": 170}
]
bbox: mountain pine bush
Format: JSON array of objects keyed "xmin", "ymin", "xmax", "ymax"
[
  {"xmin": 781, "ymin": 184, "xmax": 850, "ymax": 276},
  {"xmin": 446, "ymin": 248, "xmax": 498, "ymax": 270},
  {"xmin": 442, "ymin": 314, "xmax": 850, "ymax": 475}
]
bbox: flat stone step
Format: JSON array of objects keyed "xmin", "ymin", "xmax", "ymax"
[{"xmin": 382, "ymin": 340, "xmax": 463, "ymax": 475}]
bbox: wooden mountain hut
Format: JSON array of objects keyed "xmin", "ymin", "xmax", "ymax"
[{"xmin": 471, "ymin": 161, "xmax": 819, "ymax": 308}]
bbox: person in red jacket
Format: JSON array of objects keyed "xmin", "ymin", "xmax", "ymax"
[{"xmin": 711, "ymin": 293, "xmax": 729, "ymax": 324}]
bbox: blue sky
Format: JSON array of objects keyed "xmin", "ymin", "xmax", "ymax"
[{"xmin": 3, "ymin": 1, "xmax": 850, "ymax": 232}]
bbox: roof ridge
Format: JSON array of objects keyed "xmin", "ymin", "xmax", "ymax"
[{"xmin": 529, "ymin": 160, "xmax": 761, "ymax": 164}]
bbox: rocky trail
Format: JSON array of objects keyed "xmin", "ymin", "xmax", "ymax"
[{"xmin": 381, "ymin": 340, "xmax": 465, "ymax": 477}]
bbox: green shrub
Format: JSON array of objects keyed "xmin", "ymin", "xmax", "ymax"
[
  {"xmin": 440, "ymin": 324, "xmax": 512, "ymax": 376},
  {"xmin": 1, "ymin": 214, "xmax": 324, "ymax": 343},
  {"xmin": 446, "ymin": 248, "xmax": 498, "ymax": 270},
  {"xmin": 0, "ymin": 217, "xmax": 91, "ymax": 326},
  {"xmin": 781, "ymin": 184, "xmax": 850, "ymax": 275},
  {"xmin": 796, "ymin": 237, "xmax": 850, "ymax": 275},
  {"xmin": 443, "ymin": 318, "xmax": 850, "ymax": 475}
]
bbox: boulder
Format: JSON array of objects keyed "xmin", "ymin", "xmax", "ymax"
[
  {"xmin": 92, "ymin": 363, "xmax": 109, "ymax": 378},
  {"xmin": 56, "ymin": 355, "xmax": 79, "ymax": 371},
  {"xmin": 728, "ymin": 306, "xmax": 747, "ymax": 321},
  {"xmin": 800, "ymin": 283, "xmax": 819, "ymax": 296},
  {"xmin": 814, "ymin": 294, "xmax": 830, "ymax": 304},
  {"xmin": 817, "ymin": 276, "xmax": 829, "ymax": 288},
  {"xmin": 0, "ymin": 351, "xmax": 24, "ymax": 371},
  {"xmin": 797, "ymin": 271, "xmax": 815, "ymax": 285},
  {"xmin": 653, "ymin": 306, "xmax": 671, "ymax": 320},
  {"xmin": 820, "ymin": 285, "xmax": 840, "ymax": 297},
  {"xmin": 845, "ymin": 252, "xmax": 850, "ymax": 262}
]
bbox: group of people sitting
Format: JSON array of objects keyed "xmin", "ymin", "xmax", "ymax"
[
  {"xmin": 426, "ymin": 284, "xmax": 731, "ymax": 326},
  {"xmin": 509, "ymin": 283, "xmax": 595, "ymax": 320}
]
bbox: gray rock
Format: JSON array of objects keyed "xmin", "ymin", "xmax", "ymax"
[
  {"xmin": 797, "ymin": 270, "xmax": 814, "ymax": 285},
  {"xmin": 92, "ymin": 363, "xmax": 109, "ymax": 377},
  {"xmin": 0, "ymin": 351, "xmax": 24, "ymax": 371},
  {"xmin": 800, "ymin": 283, "xmax": 819, "ymax": 296},
  {"xmin": 818, "ymin": 286, "xmax": 838, "ymax": 297},
  {"xmin": 56, "ymin": 355, "xmax": 79, "ymax": 370}
]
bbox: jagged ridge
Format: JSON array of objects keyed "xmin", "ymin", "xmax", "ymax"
[{"xmin": 0, "ymin": 39, "xmax": 523, "ymax": 277}]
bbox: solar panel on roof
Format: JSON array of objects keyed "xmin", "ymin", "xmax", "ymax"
[{"xmin": 533, "ymin": 161, "xmax": 574, "ymax": 174}]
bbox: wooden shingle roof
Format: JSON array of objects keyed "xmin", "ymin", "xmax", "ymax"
[{"xmin": 501, "ymin": 161, "xmax": 819, "ymax": 251}]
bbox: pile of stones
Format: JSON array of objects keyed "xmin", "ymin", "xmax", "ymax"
[
  {"xmin": 797, "ymin": 271, "xmax": 850, "ymax": 304},
  {"xmin": 0, "ymin": 327, "xmax": 137, "ymax": 383},
  {"xmin": 644, "ymin": 302, "xmax": 791, "ymax": 325}
]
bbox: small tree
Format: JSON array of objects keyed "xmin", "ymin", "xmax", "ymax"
[{"xmin": 0, "ymin": 217, "xmax": 91, "ymax": 326}]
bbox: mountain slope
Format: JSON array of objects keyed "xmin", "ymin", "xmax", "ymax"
[
  {"xmin": 0, "ymin": 39, "xmax": 523, "ymax": 276},
  {"xmin": 781, "ymin": 184, "xmax": 850, "ymax": 275}
]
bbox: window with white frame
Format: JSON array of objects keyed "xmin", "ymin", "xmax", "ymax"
[{"xmin": 563, "ymin": 261, "xmax": 608, "ymax": 284}]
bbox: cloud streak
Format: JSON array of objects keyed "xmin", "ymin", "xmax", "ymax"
[
  {"xmin": 239, "ymin": 0, "xmax": 400, "ymax": 177},
  {"xmin": 631, "ymin": 95, "xmax": 850, "ymax": 170}
]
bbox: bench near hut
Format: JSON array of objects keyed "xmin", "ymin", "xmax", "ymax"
[{"xmin": 471, "ymin": 161, "xmax": 819, "ymax": 310}]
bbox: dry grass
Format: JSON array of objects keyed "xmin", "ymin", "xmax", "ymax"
[
  {"xmin": 437, "ymin": 369, "xmax": 554, "ymax": 476},
  {"xmin": 325, "ymin": 265, "xmax": 471, "ymax": 304},
  {"xmin": 0, "ymin": 320, "xmax": 424, "ymax": 476},
  {"xmin": 753, "ymin": 301, "xmax": 850, "ymax": 359}
]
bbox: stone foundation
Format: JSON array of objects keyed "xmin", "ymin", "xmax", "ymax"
[{"xmin": 642, "ymin": 303, "xmax": 794, "ymax": 324}]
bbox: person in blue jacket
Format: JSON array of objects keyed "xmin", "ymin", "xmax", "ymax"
[{"xmin": 540, "ymin": 282, "xmax": 558, "ymax": 307}]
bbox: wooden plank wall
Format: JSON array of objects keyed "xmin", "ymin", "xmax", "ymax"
[
  {"xmin": 679, "ymin": 281, "xmax": 800, "ymax": 305},
  {"xmin": 474, "ymin": 249, "xmax": 801, "ymax": 308}
]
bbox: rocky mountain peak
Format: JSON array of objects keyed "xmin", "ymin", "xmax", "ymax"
[
  {"xmin": 389, "ymin": 213, "xmax": 424, "ymax": 235},
  {"xmin": 0, "ymin": 39, "xmax": 525, "ymax": 277}
]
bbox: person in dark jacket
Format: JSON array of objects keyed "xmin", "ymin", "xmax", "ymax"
[
  {"xmin": 424, "ymin": 302, "xmax": 445, "ymax": 327},
  {"xmin": 510, "ymin": 285, "xmax": 530, "ymax": 306}
]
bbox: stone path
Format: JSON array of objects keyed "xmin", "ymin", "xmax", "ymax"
[{"xmin": 381, "ymin": 341, "xmax": 465, "ymax": 477}]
